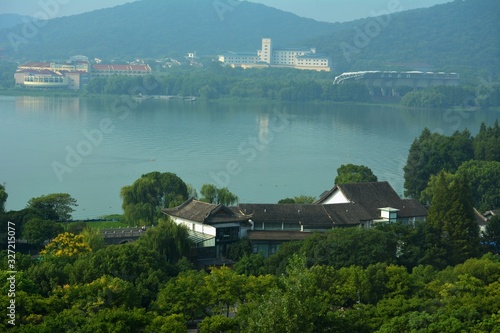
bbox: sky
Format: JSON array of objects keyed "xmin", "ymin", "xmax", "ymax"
[{"xmin": 0, "ymin": 0, "xmax": 452, "ymax": 23}]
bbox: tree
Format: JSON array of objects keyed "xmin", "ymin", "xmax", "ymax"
[
  {"xmin": 335, "ymin": 164, "xmax": 378, "ymax": 185},
  {"xmin": 27, "ymin": 193, "xmax": 78, "ymax": 221},
  {"xmin": 22, "ymin": 218, "xmax": 64, "ymax": 246},
  {"xmin": 120, "ymin": 171, "xmax": 188, "ymax": 225},
  {"xmin": 78, "ymin": 227, "xmax": 104, "ymax": 252},
  {"xmin": 484, "ymin": 216, "xmax": 500, "ymax": 253},
  {"xmin": 427, "ymin": 171, "xmax": 480, "ymax": 265},
  {"xmin": 277, "ymin": 197, "xmax": 296, "ymax": 204},
  {"xmin": 40, "ymin": 232, "xmax": 92, "ymax": 258},
  {"xmin": 136, "ymin": 218, "xmax": 192, "ymax": 263},
  {"xmin": 153, "ymin": 269, "xmax": 210, "ymax": 322},
  {"xmin": 456, "ymin": 160, "xmax": 500, "ymax": 211},
  {"xmin": 227, "ymin": 238, "xmax": 253, "ymax": 261},
  {"xmin": 420, "ymin": 171, "xmax": 455, "ymax": 205},
  {"xmin": 199, "ymin": 315, "xmax": 239, "ymax": 333},
  {"xmin": 0, "ymin": 183, "xmax": 7, "ymax": 214},
  {"xmin": 205, "ymin": 266, "xmax": 246, "ymax": 317},
  {"xmin": 200, "ymin": 184, "xmax": 239, "ymax": 206},
  {"xmin": 301, "ymin": 227, "xmax": 398, "ymax": 269},
  {"xmin": 404, "ymin": 128, "xmax": 474, "ymax": 199},
  {"xmin": 474, "ymin": 121, "xmax": 500, "ymax": 161},
  {"xmin": 146, "ymin": 314, "xmax": 187, "ymax": 333}
]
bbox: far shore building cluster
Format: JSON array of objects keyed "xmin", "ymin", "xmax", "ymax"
[
  {"xmin": 14, "ymin": 55, "xmax": 152, "ymax": 90},
  {"xmin": 218, "ymin": 38, "xmax": 331, "ymax": 72}
]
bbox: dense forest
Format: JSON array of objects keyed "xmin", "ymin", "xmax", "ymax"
[{"xmin": 404, "ymin": 121, "xmax": 500, "ymax": 206}]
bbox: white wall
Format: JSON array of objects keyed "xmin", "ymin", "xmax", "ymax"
[{"xmin": 321, "ymin": 189, "xmax": 349, "ymax": 204}]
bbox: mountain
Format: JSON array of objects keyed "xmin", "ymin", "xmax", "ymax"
[
  {"xmin": 0, "ymin": 0, "xmax": 343, "ymax": 60},
  {"xmin": 310, "ymin": 0, "xmax": 500, "ymax": 73},
  {"xmin": 0, "ymin": 14, "xmax": 33, "ymax": 30},
  {"xmin": 0, "ymin": 0, "xmax": 498, "ymax": 74}
]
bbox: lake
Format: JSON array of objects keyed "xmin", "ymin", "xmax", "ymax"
[{"xmin": 1, "ymin": 95, "xmax": 498, "ymax": 220}]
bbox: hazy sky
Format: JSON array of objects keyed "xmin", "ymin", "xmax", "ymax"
[{"xmin": 0, "ymin": 0, "xmax": 452, "ymax": 23}]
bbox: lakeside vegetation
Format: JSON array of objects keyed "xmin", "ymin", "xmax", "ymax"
[{"xmin": 2, "ymin": 59, "xmax": 499, "ymax": 108}]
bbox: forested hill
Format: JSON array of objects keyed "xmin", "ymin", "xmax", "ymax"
[
  {"xmin": 0, "ymin": 0, "xmax": 498, "ymax": 74},
  {"xmin": 310, "ymin": 0, "xmax": 500, "ymax": 73},
  {"xmin": 0, "ymin": 0, "xmax": 342, "ymax": 59}
]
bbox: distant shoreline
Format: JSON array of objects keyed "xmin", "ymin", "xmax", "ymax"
[{"xmin": 2, "ymin": 90, "xmax": 497, "ymax": 112}]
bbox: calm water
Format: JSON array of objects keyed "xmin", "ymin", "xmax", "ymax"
[{"xmin": 1, "ymin": 95, "xmax": 498, "ymax": 219}]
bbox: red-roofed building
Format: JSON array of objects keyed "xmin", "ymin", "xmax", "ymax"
[
  {"xmin": 15, "ymin": 56, "xmax": 90, "ymax": 90},
  {"xmin": 92, "ymin": 64, "xmax": 152, "ymax": 77}
]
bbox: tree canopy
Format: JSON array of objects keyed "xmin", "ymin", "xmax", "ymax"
[
  {"xmin": 427, "ymin": 172, "xmax": 480, "ymax": 265},
  {"xmin": 0, "ymin": 183, "xmax": 7, "ymax": 214},
  {"xmin": 26, "ymin": 193, "xmax": 78, "ymax": 221},
  {"xmin": 22, "ymin": 218, "xmax": 64, "ymax": 246},
  {"xmin": 334, "ymin": 163, "xmax": 378, "ymax": 185},
  {"xmin": 120, "ymin": 171, "xmax": 188, "ymax": 225},
  {"xmin": 200, "ymin": 184, "xmax": 239, "ymax": 206}
]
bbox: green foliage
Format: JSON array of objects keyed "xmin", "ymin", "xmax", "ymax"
[
  {"xmin": 136, "ymin": 218, "xmax": 192, "ymax": 263},
  {"xmin": 262, "ymin": 241, "xmax": 303, "ymax": 275},
  {"xmin": 455, "ymin": 160, "xmax": 500, "ymax": 211},
  {"xmin": 53, "ymin": 275, "xmax": 140, "ymax": 312},
  {"xmin": 80, "ymin": 227, "xmax": 104, "ymax": 251},
  {"xmin": 484, "ymin": 216, "xmax": 500, "ymax": 253},
  {"xmin": 427, "ymin": 172, "xmax": 480, "ymax": 265},
  {"xmin": 120, "ymin": 171, "xmax": 188, "ymax": 225},
  {"xmin": 205, "ymin": 266, "xmax": 246, "ymax": 317},
  {"xmin": 234, "ymin": 253, "xmax": 266, "ymax": 276},
  {"xmin": 277, "ymin": 195, "xmax": 316, "ymax": 204},
  {"xmin": 335, "ymin": 163, "xmax": 378, "ymax": 185},
  {"xmin": 5, "ymin": 245, "xmax": 500, "ymax": 332},
  {"xmin": 400, "ymin": 86, "xmax": 478, "ymax": 109},
  {"xmin": 277, "ymin": 197, "xmax": 296, "ymax": 204},
  {"xmin": 200, "ymin": 184, "xmax": 239, "ymax": 206},
  {"xmin": 199, "ymin": 315, "xmax": 239, "ymax": 333},
  {"xmin": 26, "ymin": 193, "xmax": 78, "ymax": 221},
  {"xmin": 22, "ymin": 218, "xmax": 64, "ymax": 246},
  {"xmin": 227, "ymin": 238, "xmax": 253, "ymax": 261},
  {"xmin": 0, "ymin": 61, "xmax": 17, "ymax": 89},
  {"xmin": 146, "ymin": 314, "xmax": 187, "ymax": 333},
  {"xmin": 66, "ymin": 221, "xmax": 87, "ymax": 234},
  {"xmin": 302, "ymin": 227, "xmax": 398, "ymax": 269},
  {"xmin": 404, "ymin": 128, "xmax": 474, "ymax": 199},
  {"xmin": 153, "ymin": 269, "xmax": 209, "ymax": 321},
  {"xmin": 71, "ymin": 242, "xmax": 176, "ymax": 307},
  {"xmin": 474, "ymin": 121, "xmax": 500, "ymax": 161},
  {"xmin": 0, "ymin": 183, "xmax": 7, "ymax": 213}
]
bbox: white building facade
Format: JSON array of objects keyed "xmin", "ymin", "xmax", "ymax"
[{"xmin": 220, "ymin": 38, "xmax": 331, "ymax": 72}]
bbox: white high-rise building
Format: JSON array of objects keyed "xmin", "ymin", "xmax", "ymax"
[{"xmin": 219, "ymin": 38, "xmax": 331, "ymax": 72}]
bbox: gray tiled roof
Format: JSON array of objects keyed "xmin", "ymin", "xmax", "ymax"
[
  {"xmin": 316, "ymin": 182, "xmax": 427, "ymax": 218},
  {"xmin": 163, "ymin": 198, "xmax": 250, "ymax": 224}
]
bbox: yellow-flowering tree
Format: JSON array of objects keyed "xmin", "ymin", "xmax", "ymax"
[{"xmin": 41, "ymin": 232, "xmax": 92, "ymax": 258}]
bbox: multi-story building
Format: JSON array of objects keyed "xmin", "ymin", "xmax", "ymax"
[
  {"xmin": 14, "ymin": 56, "xmax": 91, "ymax": 90},
  {"xmin": 14, "ymin": 56, "xmax": 152, "ymax": 90},
  {"xmin": 91, "ymin": 64, "xmax": 152, "ymax": 77},
  {"xmin": 219, "ymin": 38, "xmax": 331, "ymax": 72}
]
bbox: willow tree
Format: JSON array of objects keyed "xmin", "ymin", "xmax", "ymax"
[
  {"xmin": 200, "ymin": 184, "xmax": 238, "ymax": 206},
  {"xmin": 120, "ymin": 172, "xmax": 188, "ymax": 225}
]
